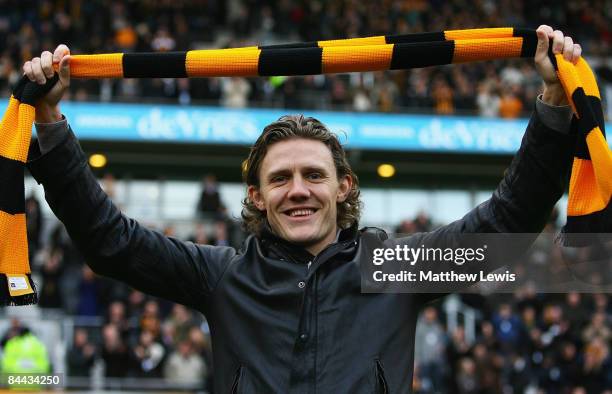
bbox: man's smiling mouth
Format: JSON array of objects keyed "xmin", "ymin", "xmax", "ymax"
[{"xmin": 285, "ymin": 208, "xmax": 318, "ymax": 217}]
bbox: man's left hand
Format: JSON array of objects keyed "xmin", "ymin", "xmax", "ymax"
[{"xmin": 534, "ymin": 25, "xmax": 582, "ymax": 106}]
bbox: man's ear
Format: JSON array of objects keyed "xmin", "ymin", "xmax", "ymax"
[
  {"xmin": 337, "ymin": 174, "xmax": 353, "ymax": 203},
  {"xmin": 248, "ymin": 185, "xmax": 266, "ymax": 211}
]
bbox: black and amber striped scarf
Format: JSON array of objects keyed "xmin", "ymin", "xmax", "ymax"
[{"xmin": 1, "ymin": 28, "xmax": 609, "ymax": 305}]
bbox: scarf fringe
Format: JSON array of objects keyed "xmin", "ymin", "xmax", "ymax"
[{"xmin": 0, "ymin": 274, "xmax": 38, "ymax": 306}]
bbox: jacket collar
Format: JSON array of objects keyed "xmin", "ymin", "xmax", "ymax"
[{"xmin": 258, "ymin": 221, "xmax": 359, "ymax": 264}]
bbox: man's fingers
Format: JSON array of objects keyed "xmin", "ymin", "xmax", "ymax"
[
  {"xmin": 30, "ymin": 57, "xmax": 46, "ymax": 84},
  {"xmin": 534, "ymin": 25, "xmax": 558, "ymax": 66},
  {"xmin": 23, "ymin": 61, "xmax": 34, "ymax": 81},
  {"xmin": 41, "ymin": 51, "xmax": 54, "ymax": 79},
  {"xmin": 563, "ymin": 37, "xmax": 574, "ymax": 61},
  {"xmin": 58, "ymin": 55, "xmax": 71, "ymax": 85},
  {"xmin": 53, "ymin": 44, "xmax": 71, "ymax": 84},
  {"xmin": 572, "ymin": 44, "xmax": 582, "ymax": 64},
  {"xmin": 537, "ymin": 25, "xmax": 554, "ymax": 37},
  {"xmin": 53, "ymin": 44, "xmax": 70, "ymax": 63},
  {"xmin": 552, "ymin": 30, "xmax": 564, "ymax": 54},
  {"xmin": 535, "ymin": 28, "xmax": 549, "ymax": 54}
]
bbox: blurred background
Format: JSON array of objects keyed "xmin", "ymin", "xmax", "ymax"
[{"xmin": 1, "ymin": 0, "xmax": 611, "ymax": 393}]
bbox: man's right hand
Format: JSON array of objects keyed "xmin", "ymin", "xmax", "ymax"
[{"xmin": 22, "ymin": 44, "xmax": 71, "ymax": 123}]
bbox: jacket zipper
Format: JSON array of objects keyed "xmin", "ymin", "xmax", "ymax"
[
  {"xmin": 299, "ymin": 239, "xmax": 354, "ymax": 344},
  {"xmin": 297, "ymin": 239, "xmax": 355, "ymax": 392}
]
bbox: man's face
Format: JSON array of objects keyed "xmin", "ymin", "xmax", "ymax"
[{"xmin": 249, "ymin": 138, "xmax": 352, "ymax": 255}]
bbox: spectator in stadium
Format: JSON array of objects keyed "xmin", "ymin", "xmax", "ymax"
[
  {"xmin": 100, "ymin": 323, "xmax": 129, "ymax": 378},
  {"xmin": 67, "ymin": 328, "xmax": 96, "ymax": 377},
  {"xmin": 352, "ymin": 86, "xmax": 372, "ymax": 112},
  {"xmin": 491, "ymin": 303, "xmax": 524, "ymax": 352},
  {"xmin": 105, "ymin": 300, "xmax": 130, "ymax": 341},
  {"xmin": 0, "ymin": 318, "xmax": 23, "ymax": 347},
  {"xmin": 498, "ymin": 85, "xmax": 524, "ymax": 118},
  {"xmin": 211, "ymin": 220, "xmax": 230, "ymax": 246},
  {"xmin": 414, "ymin": 306, "xmax": 448, "ymax": 392},
  {"xmin": 162, "ymin": 304, "xmax": 197, "ymax": 346},
  {"xmin": 472, "ymin": 342, "xmax": 503, "ymax": 392},
  {"xmin": 127, "ymin": 289, "xmax": 146, "ymax": 318},
  {"xmin": 556, "ymin": 341, "xmax": 582, "ymax": 389},
  {"xmin": 196, "ymin": 174, "xmax": 224, "ymax": 220},
  {"xmin": 0, "ymin": 326, "xmax": 50, "ymax": 389},
  {"xmin": 221, "ymin": 76, "xmax": 251, "ymax": 108},
  {"xmin": 476, "ymin": 81, "xmax": 500, "ymax": 118},
  {"xmin": 139, "ymin": 299, "xmax": 162, "ymax": 340},
  {"xmin": 163, "ymin": 339, "xmax": 207, "ymax": 387},
  {"xmin": 506, "ymin": 353, "xmax": 531, "ymax": 393},
  {"xmin": 580, "ymin": 337, "xmax": 612, "ymax": 393},
  {"xmin": 371, "ymin": 72, "xmax": 399, "ymax": 112},
  {"xmin": 454, "ymin": 357, "xmax": 479, "ymax": 394},
  {"xmin": 188, "ymin": 222, "xmax": 210, "ymax": 245},
  {"xmin": 446, "ymin": 326, "xmax": 471, "ymax": 391},
  {"xmin": 76, "ymin": 265, "xmax": 101, "ymax": 316},
  {"xmin": 187, "ymin": 325, "xmax": 214, "ymax": 383},
  {"xmin": 431, "ymin": 75, "xmax": 454, "ymax": 114},
  {"xmin": 413, "ymin": 211, "xmax": 432, "ymax": 232},
  {"xmin": 593, "ymin": 292, "xmax": 610, "ymax": 315},
  {"xmin": 563, "ymin": 292, "xmax": 589, "ymax": 337},
  {"xmin": 403, "ymin": 69, "xmax": 433, "ymax": 110},
  {"xmin": 478, "ymin": 321, "xmax": 500, "ymax": 352},
  {"xmin": 25, "ymin": 194, "xmax": 43, "ymax": 258},
  {"xmin": 581, "ymin": 311, "xmax": 611, "ymax": 343},
  {"xmin": 38, "ymin": 247, "xmax": 65, "ymax": 309},
  {"xmin": 23, "ymin": 26, "xmax": 584, "ymax": 392},
  {"xmin": 130, "ymin": 330, "xmax": 166, "ymax": 378}
]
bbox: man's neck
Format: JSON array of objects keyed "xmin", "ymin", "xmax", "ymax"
[{"xmin": 305, "ymin": 229, "xmax": 341, "ymax": 256}]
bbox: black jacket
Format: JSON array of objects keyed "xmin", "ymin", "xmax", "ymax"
[{"xmin": 27, "ymin": 110, "xmax": 574, "ymax": 393}]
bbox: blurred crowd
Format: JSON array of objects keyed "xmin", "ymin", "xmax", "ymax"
[
  {"xmin": 413, "ymin": 291, "xmax": 612, "ymax": 394},
  {"xmin": 400, "ymin": 211, "xmax": 612, "ymax": 393},
  {"xmin": 399, "ymin": 210, "xmax": 612, "ymax": 393},
  {"xmin": 0, "ymin": 0, "xmax": 611, "ymax": 116}
]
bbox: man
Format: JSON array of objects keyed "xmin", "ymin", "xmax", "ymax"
[
  {"xmin": 23, "ymin": 25, "xmax": 580, "ymax": 393},
  {"xmin": 0, "ymin": 326, "xmax": 50, "ymax": 389}
]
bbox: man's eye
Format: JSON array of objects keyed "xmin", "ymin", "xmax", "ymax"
[
  {"xmin": 307, "ymin": 173, "xmax": 322, "ymax": 180},
  {"xmin": 271, "ymin": 176, "xmax": 287, "ymax": 183}
]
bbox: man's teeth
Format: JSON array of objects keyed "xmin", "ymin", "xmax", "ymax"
[{"xmin": 289, "ymin": 209, "xmax": 315, "ymax": 217}]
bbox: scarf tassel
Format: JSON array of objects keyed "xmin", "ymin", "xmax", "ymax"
[{"xmin": 0, "ymin": 273, "xmax": 38, "ymax": 306}]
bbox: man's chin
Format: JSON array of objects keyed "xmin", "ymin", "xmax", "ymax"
[
  {"xmin": 284, "ymin": 231, "xmax": 320, "ymax": 247},
  {"xmin": 286, "ymin": 235, "xmax": 318, "ymax": 246}
]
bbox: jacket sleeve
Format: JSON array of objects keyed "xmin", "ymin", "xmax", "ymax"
[
  {"xmin": 27, "ymin": 128, "xmax": 234, "ymax": 310},
  {"xmin": 431, "ymin": 106, "xmax": 574, "ymax": 235},
  {"xmin": 385, "ymin": 107, "xmax": 575, "ymax": 302}
]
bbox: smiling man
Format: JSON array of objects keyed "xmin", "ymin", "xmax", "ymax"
[{"xmin": 23, "ymin": 25, "xmax": 581, "ymax": 393}]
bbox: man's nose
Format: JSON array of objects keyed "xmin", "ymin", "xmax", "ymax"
[{"xmin": 287, "ymin": 176, "xmax": 310, "ymax": 199}]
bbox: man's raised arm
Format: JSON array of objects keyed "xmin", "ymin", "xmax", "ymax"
[
  {"xmin": 23, "ymin": 45, "xmax": 234, "ymax": 311},
  {"xmin": 440, "ymin": 25, "xmax": 580, "ymax": 234},
  {"xmin": 377, "ymin": 26, "xmax": 582, "ymax": 300}
]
